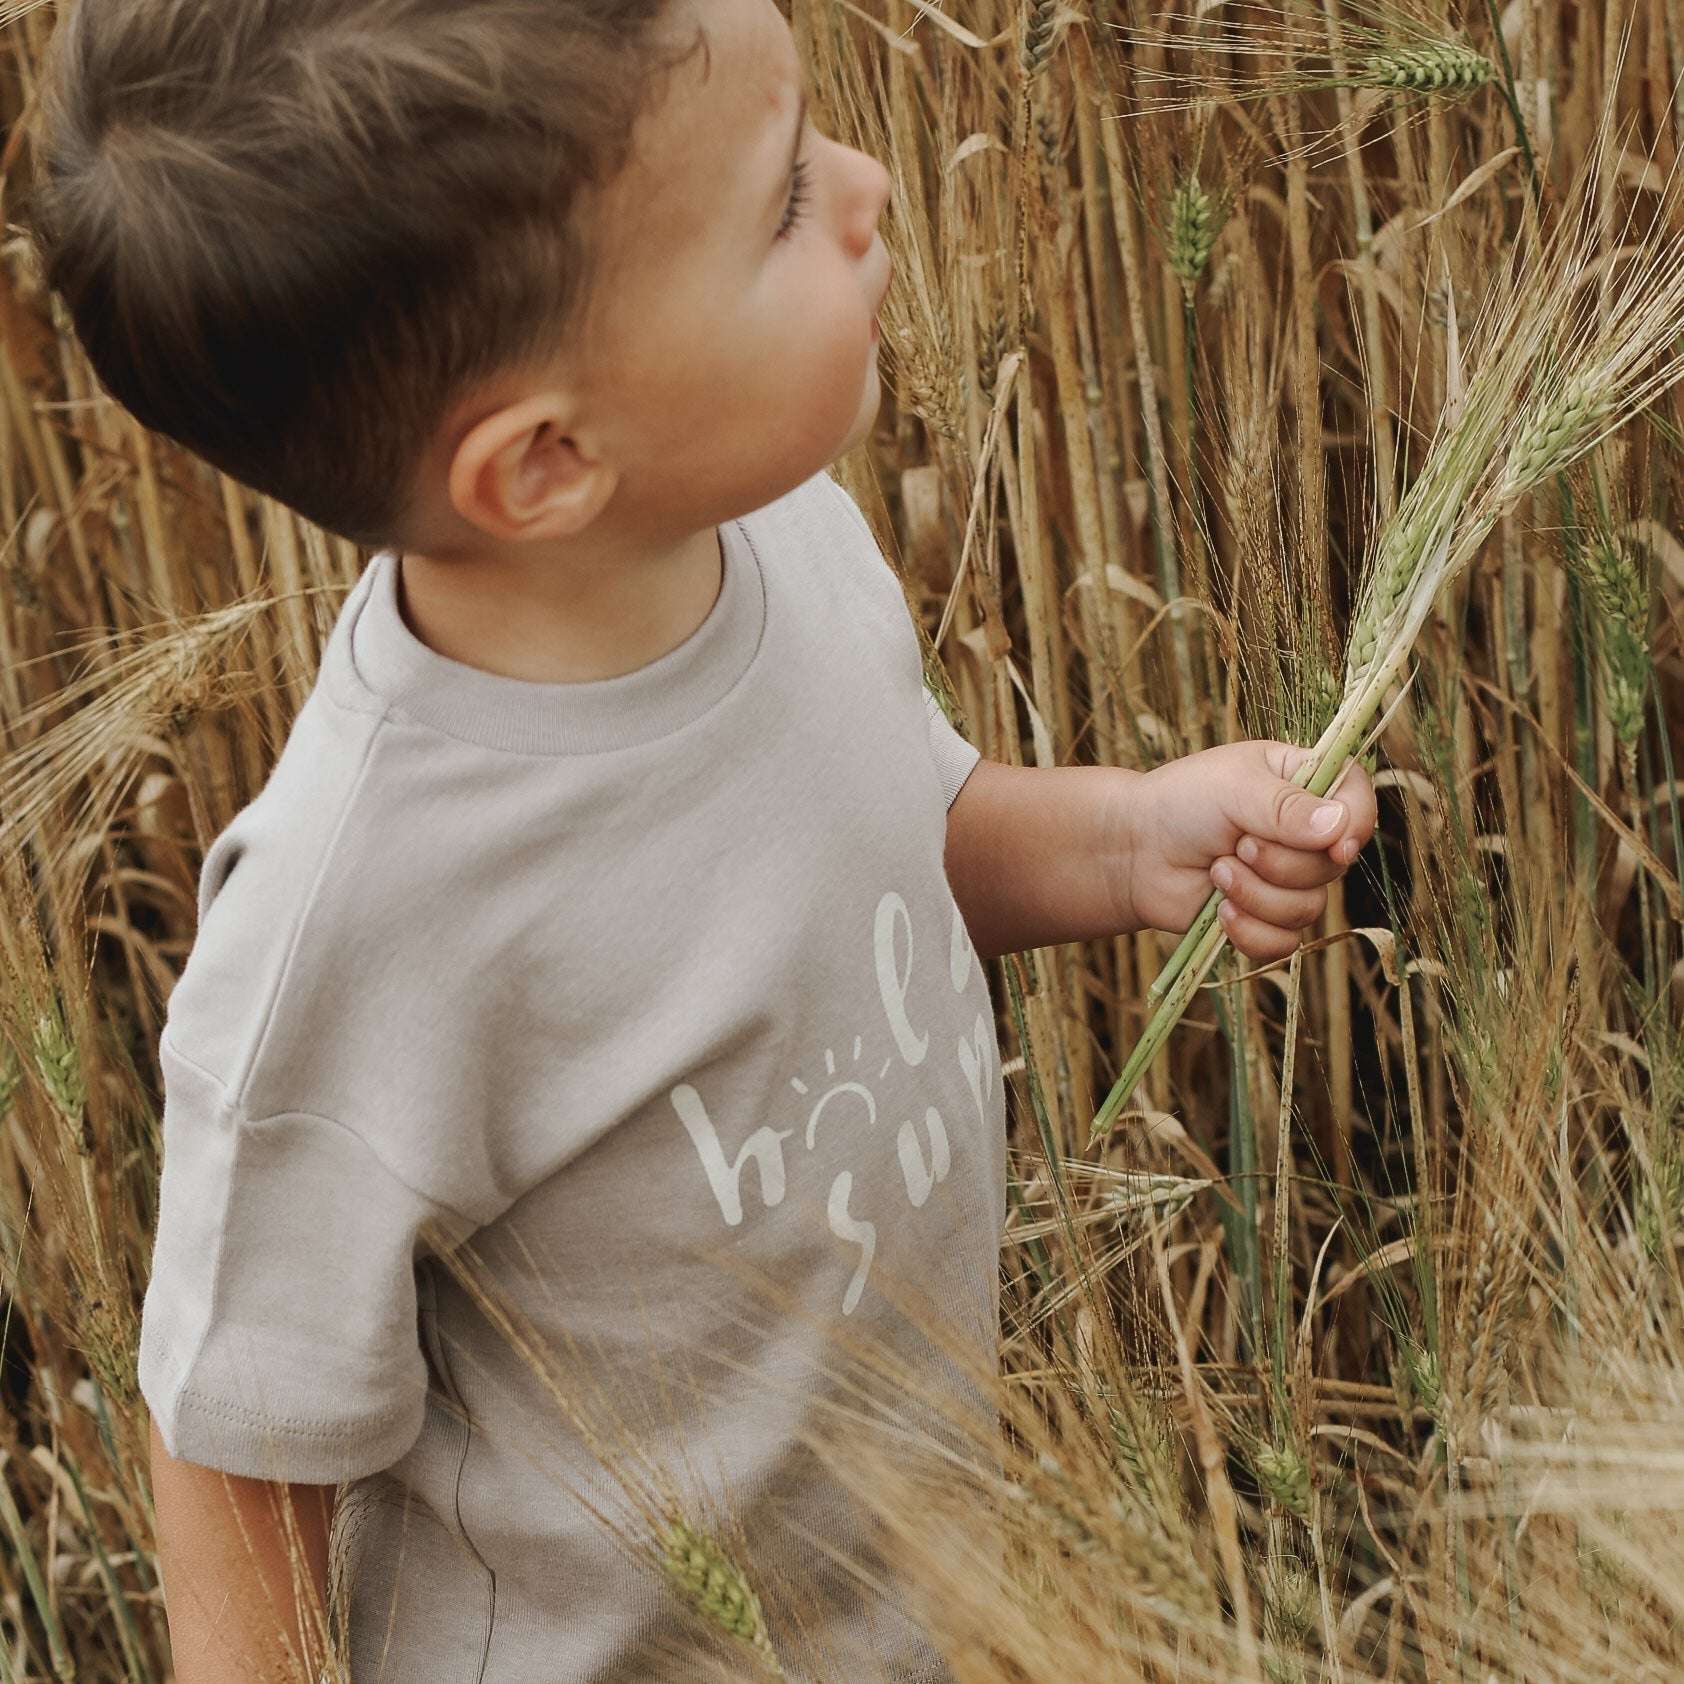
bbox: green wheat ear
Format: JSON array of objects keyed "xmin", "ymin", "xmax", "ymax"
[
  {"xmin": 1402, "ymin": 1338, "xmax": 1443, "ymax": 1419},
  {"xmin": 30, "ymin": 1003, "xmax": 86, "ymax": 1131},
  {"xmin": 657, "ymin": 1515, "xmax": 785, "ymax": 1676},
  {"xmin": 1263, "ymin": 1560, "xmax": 1316, "ymax": 1649},
  {"xmin": 1343, "ymin": 515, "xmax": 1424, "ymax": 688},
  {"xmin": 1254, "ymin": 1442, "xmax": 1312, "ymax": 1520},
  {"xmin": 1360, "ymin": 41, "xmax": 1493, "ymax": 96},
  {"xmin": 1578, "ymin": 534, "xmax": 1648, "ymax": 626},
  {"xmin": 1167, "ymin": 172, "xmax": 1219, "ymax": 292},
  {"xmin": 1503, "ymin": 373, "xmax": 1614, "ymax": 495},
  {"xmin": 1575, "ymin": 534, "xmax": 1651, "ymax": 767},
  {"xmin": 1638, "ymin": 1149, "xmax": 1684, "ymax": 1263}
]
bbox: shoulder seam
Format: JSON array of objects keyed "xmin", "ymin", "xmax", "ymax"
[{"xmin": 228, "ymin": 705, "xmax": 392, "ymax": 1104}]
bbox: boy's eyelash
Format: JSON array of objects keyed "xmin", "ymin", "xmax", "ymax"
[{"xmin": 775, "ymin": 158, "xmax": 812, "ymax": 241}]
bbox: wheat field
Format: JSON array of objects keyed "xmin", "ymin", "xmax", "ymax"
[{"xmin": 1, "ymin": 0, "xmax": 1683, "ymax": 1679}]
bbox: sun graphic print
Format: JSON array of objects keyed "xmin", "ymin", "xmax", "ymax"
[{"xmin": 670, "ymin": 887, "xmax": 997, "ymax": 1315}]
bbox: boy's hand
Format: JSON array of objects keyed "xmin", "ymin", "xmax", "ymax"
[{"xmin": 1107, "ymin": 742, "xmax": 1379, "ymax": 963}]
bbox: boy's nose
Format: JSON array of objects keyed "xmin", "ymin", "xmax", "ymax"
[{"xmin": 844, "ymin": 150, "xmax": 892, "ymax": 258}]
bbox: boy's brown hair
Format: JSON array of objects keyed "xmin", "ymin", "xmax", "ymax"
[{"xmin": 23, "ymin": 0, "xmax": 702, "ymax": 549}]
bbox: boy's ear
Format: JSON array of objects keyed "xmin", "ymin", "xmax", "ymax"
[{"xmin": 446, "ymin": 392, "xmax": 617, "ymax": 542}]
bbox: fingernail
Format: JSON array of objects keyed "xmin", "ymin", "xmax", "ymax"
[
  {"xmin": 1237, "ymin": 836, "xmax": 1259, "ymax": 865},
  {"xmin": 1310, "ymin": 801, "xmax": 1344, "ymax": 836},
  {"xmin": 1212, "ymin": 861, "xmax": 1234, "ymax": 891}
]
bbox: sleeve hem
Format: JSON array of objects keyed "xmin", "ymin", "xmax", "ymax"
[
  {"xmin": 925, "ymin": 689, "xmax": 982, "ymax": 809},
  {"xmin": 149, "ymin": 1383, "xmax": 424, "ymax": 1485},
  {"xmin": 942, "ymin": 743, "xmax": 983, "ymax": 809}
]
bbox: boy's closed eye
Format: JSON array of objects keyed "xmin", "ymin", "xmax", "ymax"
[
  {"xmin": 777, "ymin": 154, "xmax": 813, "ymax": 240},
  {"xmin": 772, "ymin": 87, "xmax": 811, "ymax": 242}
]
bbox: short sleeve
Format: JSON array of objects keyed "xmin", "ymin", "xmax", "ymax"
[
  {"xmin": 137, "ymin": 1034, "xmax": 467, "ymax": 1485},
  {"xmin": 925, "ymin": 686, "xmax": 981, "ymax": 809}
]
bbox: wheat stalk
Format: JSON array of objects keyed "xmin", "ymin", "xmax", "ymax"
[{"xmin": 1089, "ymin": 132, "xmax": 1684, "ymax": 1142}]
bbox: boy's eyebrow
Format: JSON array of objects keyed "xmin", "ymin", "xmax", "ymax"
[{"xmin": 767, "ymin": 89, "xmax": 808, "ymax": 222}]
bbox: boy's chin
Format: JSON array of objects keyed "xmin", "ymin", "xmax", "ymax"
[{"xmin": 835, "ymin": 370, "xmax": 883, "ymax": 459}]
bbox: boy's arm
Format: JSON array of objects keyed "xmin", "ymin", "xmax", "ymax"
[
  {"xmin": 150, "ymin": 1415, "xmax": 337, "ymax": 1684},
  {"xmin": 943, "ymin": 760, "xmax": 1137, "ymax": 963},
  {"xmin": 943, "ymin": 747, "xmax": 1377, "ymax": 964}
]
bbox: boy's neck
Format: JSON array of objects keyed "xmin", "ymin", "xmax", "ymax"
[{"xmin": 393, "ymin": 523, "xmax": 725, "ymax": 686}]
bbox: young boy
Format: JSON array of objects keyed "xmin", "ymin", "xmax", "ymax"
[{"xmin": 27, "ymin": 0, "xmax": 1375, "ymax": 1679}]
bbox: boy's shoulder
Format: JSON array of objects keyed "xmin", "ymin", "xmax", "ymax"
[
  {"xmin": 756, "ymin": 466, "xmax": 882, "ymax": 555},
  {"xmin": 157, "ymin": 667, "xmax": 518, "ymax": 1221},
  {"xmin": 756, "ymin": 467, "xmax": 913, "ymax": 625},
  {"xmin": 161, "ymin": 681, "xmax": 372, "ymax": 1076}
]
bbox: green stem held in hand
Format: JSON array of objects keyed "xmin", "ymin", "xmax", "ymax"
[{"xmin": 1091, "ymin": 646, "xmax": 1410, "ymax": 1145}]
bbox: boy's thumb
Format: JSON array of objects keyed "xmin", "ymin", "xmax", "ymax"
[{"xmin": 1246, "ymin": 777, "xmax": 1348, "ymax": 847}]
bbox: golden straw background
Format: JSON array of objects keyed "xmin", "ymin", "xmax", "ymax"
[{"xmin": 1, "ymin": 0, "xmax": 1683, "ymax": 1678}]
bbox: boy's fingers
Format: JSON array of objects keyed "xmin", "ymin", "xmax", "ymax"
[
  {"xmin": 1234, "ymin": 835, "xmax": 1342, "ymax": 889},
  {"xmin": 1217, "ymin": 897, "xmax": 1305, "ymax": 963},
  {"xmin": 1212, "ymin": 856, "xmax": 1327, "ymax": 930}
]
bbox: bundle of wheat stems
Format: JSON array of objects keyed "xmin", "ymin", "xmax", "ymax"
[{"xmin": 1090, "ymin": 127, "xmax": 1684, "ymax": 1143}]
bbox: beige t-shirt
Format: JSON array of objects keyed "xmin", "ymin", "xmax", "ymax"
[{"xmin": 138, "ymin": 469, "xmax": 1006, "ymax": 1682}]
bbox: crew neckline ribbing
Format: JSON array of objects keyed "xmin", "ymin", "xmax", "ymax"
[{"xmin": 341, "ymin": 518, "xmax": 765, "ymax": 756}]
